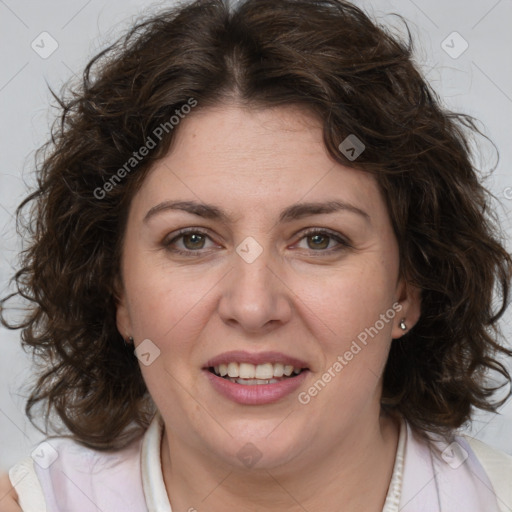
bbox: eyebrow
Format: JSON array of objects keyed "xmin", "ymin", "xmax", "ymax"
[{"xmin": 143, "ymin": 199, "xmax": 370, "ymax": 224}]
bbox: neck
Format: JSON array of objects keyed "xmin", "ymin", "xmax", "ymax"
[{"xmin": 161, "ymin": 409, "xmax": 400, "ymax": 512}]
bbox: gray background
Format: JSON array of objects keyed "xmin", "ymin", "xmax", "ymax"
[{"xmin": 1, "ymin": 0, "xmax": 511, "ymax": 470}]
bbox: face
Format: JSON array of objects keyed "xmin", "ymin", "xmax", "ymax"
[{"xmin": 116, "ymin": 103, "xmax": 420, "ymax": 472}]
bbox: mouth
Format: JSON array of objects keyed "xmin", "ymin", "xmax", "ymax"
[
  {"xmin": 203, "ymin": 357, "xmax": 310, "ymax": 405},
  {"xmin": 202, "ymin": 351, "xmax": 311, "ymax": 404},
  {"xmin": 207, "ymin": 362, "xmax": 307, "ymax": 386}
]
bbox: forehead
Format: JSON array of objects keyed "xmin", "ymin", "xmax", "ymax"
[{"xmin": 131, "ymin": 104, "xmax": 384, "ymax": 222}]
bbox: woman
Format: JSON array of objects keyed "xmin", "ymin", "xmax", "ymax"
[{"xmin": 1, "ymin": 0, "xmax": 512, "ymax": 510}]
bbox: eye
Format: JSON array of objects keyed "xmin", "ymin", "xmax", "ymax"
[
  {"xmin": 162, "ymin": 227, "xmax": 351, "ymax": 257},
  {"xmin": 294, "ymin": 228, "xmax": 351, "ymax": 253},
  {"xmin": 163, "ymin": 228, "xmax": 218, "ymax": 255}
]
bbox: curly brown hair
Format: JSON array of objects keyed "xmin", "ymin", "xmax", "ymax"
[{"xmin": 1, "ymin": 0, "xmax": 511, "ymax": 450}]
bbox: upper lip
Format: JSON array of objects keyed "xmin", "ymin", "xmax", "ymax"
[{"xmin": 204, "ymin": 350, "xmax": 309, "ymax": 369}]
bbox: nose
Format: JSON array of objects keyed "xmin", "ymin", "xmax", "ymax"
[{"xmin": 217, "ymin": 240, "xmax": 293, "ymax": 334}]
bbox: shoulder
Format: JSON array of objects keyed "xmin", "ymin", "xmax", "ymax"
[
  {"xmin": 463, "ymin": 434, "xmax": 512, "ymax": 470},
  {"xmin": 9, "ymin": 434, "xmax": 147, "ymax": 512},
  {"xmin": 462, "ymin": 434, "xmax": 512, "ymax": 511},
  {"xmin": 400, "ymin": 420, "xmax": 512, "ymax": 512},
  {"xmin": 8, "ymin": 456, "xmax": 44, "ymax": 512},
  {"xmin": 0, "ymin": 473, "xmax": 21, "ymax": 512}
]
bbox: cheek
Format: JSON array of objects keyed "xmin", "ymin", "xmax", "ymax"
[
  {"xmin": 122, "ymin": 250, "xmax": 222, "ymax": 342},
  {"xmin": 296, "ymin": 266, "xmax": 397, "ymax": 415},
  {"xmin": 297, "ymin": 259, "xmax": 398, "ymax": 346}
]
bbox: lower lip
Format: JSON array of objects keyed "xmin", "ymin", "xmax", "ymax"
[{"xmin": 203, "ymin": 369, "xmax": 309, "ymax": 405}]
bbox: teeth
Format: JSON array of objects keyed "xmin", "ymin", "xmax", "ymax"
[
  {"xmin": 273, "ymin": 363, "xmax": 284, "ymax": 377},
  {"xmin": 284, "ymin": 365, "xmax": 294, "ymax": 376},
  {"xmin": 232, "ymin": 378, "xmax": 280, "ymax": 385},
  {"xmin": 227, "ymin": 362, "xmax": 238, "ymax": 378},
  {"xmin": 239, "ymin": 362, "xmax": 256, "ymax": 379},
  {"xmin": 211, "ymin": 362, "xmax": 304, "ymax": 379},
  {"xmin": 255, "ymin": 363, "xmax": 273, "ymax": 379}
]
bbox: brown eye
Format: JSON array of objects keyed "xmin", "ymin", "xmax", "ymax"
[
  {"xmin": 182, "ymin": 232, "xmax": 206, "ymax": 250},
  {"xmin": 306, "ymin": 233, "xmax": 331, "ymax": 250},
  {"xmin": 162, "ymin": 228, "xmax": 219, "ymax": 256},
  {"xmin": 295, "ymin": 229, "xmax": 351, "ymax": 254}
]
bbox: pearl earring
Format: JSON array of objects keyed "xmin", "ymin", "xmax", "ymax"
[{"xmin": 399, "ymin": 319, "xmax": 407, "ymax": 331}]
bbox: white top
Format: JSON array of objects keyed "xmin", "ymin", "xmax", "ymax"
[{"xmin": 9, "ymin": 412, "xmax": 512, "ymax": 511}]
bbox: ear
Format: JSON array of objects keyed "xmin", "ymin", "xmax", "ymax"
[
  {"xmin": 391, "ymin": 279, "xmax": 421, "ymax": 339},
  {"xmin": 113, "ymin": 275, "xmax": 132, "ymax": 340}
]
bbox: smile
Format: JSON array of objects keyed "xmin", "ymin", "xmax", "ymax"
[
  {"xmin": 209, "ymin": 362, "xmax": 305, "ymax": 385},
  {"xmin": 204, "ymin": 365, "xmax": 309, "ymax": 405}
]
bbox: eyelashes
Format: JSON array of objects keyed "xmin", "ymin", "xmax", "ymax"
[
  {"xmin": 162, "ymin": 227, "xmax": 352, "ymax": 257},
  {"xmin": 293, "ymin": 228, "xmax": 351, "ymax": 252}
]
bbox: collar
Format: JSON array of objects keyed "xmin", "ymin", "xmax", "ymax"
[
  {"xmin": 140, "ymin": 412, "xmax": 499, "ymax": 512},
  {"xmin": 141, "ymin": 413, "xmax": 171, "ymax": 512}
]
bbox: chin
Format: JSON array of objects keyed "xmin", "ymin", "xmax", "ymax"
[{"xmin": 217, "ymin": 430, "xmax": 304, "ymax": 471}]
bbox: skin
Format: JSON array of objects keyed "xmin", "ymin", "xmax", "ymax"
[
  {"xmin": 116, "ymin": 103, "xmax": 421, "ymax": 512},
  {"xmin": 0, "ymin": 475, "xmax": 20, "ymax": 512}
]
